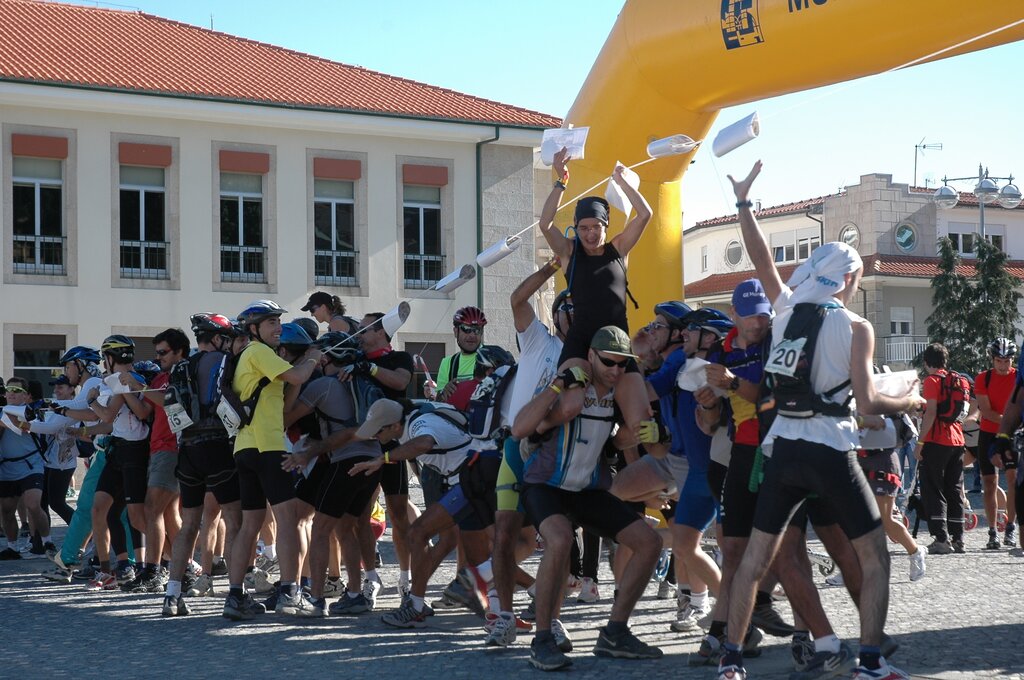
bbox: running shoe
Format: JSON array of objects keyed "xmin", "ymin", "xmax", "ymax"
[
  {"xmin": 440, "ymin": 579, "xmax": 479, "ymax": 612},
  {"xmin": 565, "ymin": 574, "xmax": 582, "ymax": 597},
  {"xmin": 245, "ymin": 567, "xmax": 276, "ymax": 595},
  {"xmin": 551, "ymin": 618, "xmax": 573, "ymax": 652},
  {"xmin": 381, "ymin": 598, "xmax": 429, "ymax": 628},
  {"xmin": 454, "ymin": 565, "xmax": 489, "ymax": 617},
  {"xmin": 881, "ymin": 633, "xmax": 900, "ymax": 660},
  {"xmin": 374, "ymin": 549, "xmax": 383, "ymax": 569},
  {"xmin": 657, "ymin": 579, "xmax": 675, "ymax": 599},
  {"xmin": 41, "ymin": 564, "xmax": 74, "ymax": 583},
  {"xmin": 322, "ymin": 577, "xmax": 343, "ymax": 598},
  {"xmin": 908, "ymin": 550, "xmax": 926, "ymax": 582},
  {"xmin": 115, "ymin": 565, "xmax": 137, "ymax": 587},
  {"xmin": 519, "ymin": 597, "xmax": 536, "ymax": 621},
  {"xmin": 529, "ymin": 636, "xmax": 572, "ymax": 671},
  {"xmin": 43, "ymin": 542, "xmax": 59, "ymax": 561},
  {"xmin": 211, "ymin": 558, "xmax": 229, "ymax": 577},
  {"xmin": 690, "ymin": 633, "xmax": 723, "ymax": 666},
  {"xmin": 851, "ymin": 659, "xmax": 910, "ymax": 679},
  {"xmin": 308, "ymin": 596, "xmax": 327, "ymax": 618},
  {"xmin": 484, "ymin": 612, "xmax": 517, "ymax": 647},
  {"xmin": 254, "ymin": 554, "xmax": 279, "ymax": 574},
  {"xmin": 789, "ymin": 641, "xmax": 855, "ymax": 679},
  {"xmin": 277, "ymin": 590, "xmax": 319, "ymax": 617},
  {"xmin": 926, "ymin": 540, "xmax": 952, "ymax": 555},
  {"xmin": 577, "ymin": 577, "xmax": 600, "ymax": 604},
  {"xmin": 74, "ymin": 565, "xmax": 97, "ymax": 580},
  {"xmin": 1010, "ymin": 547, "xmax": 1024, "ymax": 557},
  {"xmin": 593, "ymin": 626, "xmax": 663, "ymax": 659},
  {"xmin": 951, "ymin": 540, "xmax": 966, "ymax": 554},
  {"xmin": 22, "ymin": 546, "xmax": 48, "ymax": 560},
  {"xmin": 743, "ymin": 626, "xmax": 764, "ymax": 658},
  {"xmin": 718, "ymin": 663, "xmax": 747, "ymax": 680},
  {"xmin": 751, "ymin": 601, "xmax": 795, "ymax": 637},
  {"xmin": 671, "ymin": 593, "xmax": 711, "ymax": 632},
  {"xmin": 397, "ymin": 572, "xmax": 411, "ymax": 600},
  {"xmin": 162, "ymin": 594, "xmax": 192, "ymax": 617},
  {"xmin": 262, "ymin": 586, "xmax": 280, "ymax": 612},
  {"xmin": 791, "ymin": 634, "xmax": 815, "ymax": 671},
  {"xmin": 484, "ymin": 611, "xmax": 532, "ymax": 633},
  {"xmin": 361, "ymin": 575, "xmax": 383, "ymax": 611},
  {"xmin": 985, "ymin": 531, "xmax": 1001, "ymax": 550},
  {"xmin": 1005, "ymin": 525, "xmax": 1017, "ymax": 547},
  {"xmin": 329, "ymin": 592, "xmax": 371, "ymax": 616},
  {"xmin": 188, "ymin": 574, "xmax": 215, "ymax": 597},
  {"xmin": 0, "ymin": 547, "xmax": 22, "ymax": 560},
  {"xmin": 86, "ymin": 571, "xmax": 117, "ymax": 591},
  {"xmin": 825, "ymin": 572, "xmax": 845, "ymax": 587},
  {"xmin": 130, "ymin": 569, "xmax": 166, "ymax": 594},
  {"xmin": 223, "ymin": 592, "xmax": 267, "ymax": 621}
]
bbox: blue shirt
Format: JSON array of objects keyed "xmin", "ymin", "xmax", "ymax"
[{"xmin": 647, "ymin": 347, "xmax": 712, "ymax": 470}]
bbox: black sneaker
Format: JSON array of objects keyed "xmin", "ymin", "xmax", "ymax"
[
  {"xmin": 211, "ymin": 559, "xmax": 228, "ymax": 577},
  {"xmin": 751, "ymin": 601, "xmax": 794, "ymax": 637},
  {"xmin": 73, "ymin": 565, "xmax": 97, "ymax": 580},
  {"xmin": 530, "ymin": 636, "xmax": 573, "ymax": 671},
  {"xmin": 951, "ymin": 540, "xmax": 966, "ymax": 554},
  {"xmin": 985, "ymin": 532, "xmax": 1001, "ymax": 550},
  {"xmin": 223, "ymin": 592, "xmax": 267, "ymax": 621},
  {"xmin": 119, "ymin": 570, "xmax": 146, "ymax": 593},
  {"xmin": 262, "ymin": 585, "xmax": 281, "ymax": 612},
  {"xmin": 789, "ymin": 641, "xmax": 855, "ymax": 679},
  {"xmin": 0, "ymin": 547, "xmax": 22, "ymax": 560},
  {"xmin": 593, "ymin": 626, "xmax": 663, "ymax": 660},
  {"xmin": 162, "ymin": 595, "xmax": 192, "ymax": 617},
  {"xmin": 130, "ymin": 569, "xmax": 166, "ymax": 594}
]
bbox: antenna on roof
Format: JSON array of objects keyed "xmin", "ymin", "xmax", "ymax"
[{"xmin": 210, "ymin": 14, "xmax": 214, "ymax": 29}]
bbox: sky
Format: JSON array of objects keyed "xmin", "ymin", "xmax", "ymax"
[{"xmin": 74, "ymin": 0, "xmax": 1024, "ymax": 228}]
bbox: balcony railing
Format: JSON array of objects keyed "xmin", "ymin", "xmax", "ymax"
[
  {"xmin": 12, "ymin": 234, "xmax": 66, "ymax": 275},
  {"xmin": 403, "ymin": 253, "xmax": 445, "ymax": 290},
  {"xmin": 314, "ymin": 248, "xmax": 357, "ymax": 287},
  {"xmin": 884, "ymin": 335, "xmax": 928, "ymax": 365},
  {"xmin": 221, "ymin": 245, "xmax": 267, "ymax": 283},
  {"xmin": 120, "ymin": 240, "xmax": 169, "ymax": 280}
]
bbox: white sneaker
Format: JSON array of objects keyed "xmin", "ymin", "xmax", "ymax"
[
  {"xmin": 671, "ymin": 593, "xmax": 712, "ymax": 632},
  {"xmin": 484, "ymin": 612, "xmax": 517, "ymax": 647},
  {"xmin": 244, "ymin": 568, "xmax": 276, "ymax": 595},
  {"xmin": 323, "ymin": 578, "xmax": 343, "ymax": 598},
  {"xmin": 577, "ymin": 577, "xmax": 600, "ymax": 603},
  {"xmin": 551, "ymin": 618, "xmax": 573, "ymax": 652},
  {"xmin": 657, "ymin": 579, "xmax": 675, "ymax": 599},
  {"xmin": 908, "ymin": 550, "xmax": 926, "ymax": 582},
  {"xmin": 824, "ymin": 571, "xmax": 845, "ymax": 587},
  {"xmin": 361, "ymin": 576, "xmax": 383, "ymax": 611},
  {"xmin": 188, "ymin": 573, "xmax": 215, "ymax": 597}
]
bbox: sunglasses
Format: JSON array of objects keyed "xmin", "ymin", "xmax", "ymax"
[
  {"xmin": 596, "ymin": 354, "xmax": 630, "ymax": 368},
  {"xmin": 644, "ymin": 322, "xmax": 669, "ymax": 333},
  {"xmin": 458, "ymin": 324, "xmax": 483, "ymax": 335},
  {"xmin": 154, "ymin": 348, "xmax": 172, "ymax": 357},
  {"xmin": 5, "ymin": 385, "xmax": 27, "ymax": 394}
]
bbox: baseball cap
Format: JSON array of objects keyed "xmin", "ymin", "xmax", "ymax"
[
  {"xmin": 355, "ymin": 399, "xmax": 405, "ymax": 438},
  {"xmin": 732, "ymin": 279, "xmax": 773, "ymax": 318},
  {"xmin": 590, "ymin": 326, "xmax": 637, "ymax": 358},
  {"xmin": 49, "ymin": 375, "xmax": 71, "ymax": 387},
  {"xmin": 300, "ymin": 291, "xmax": 333, "ymax": 312}
]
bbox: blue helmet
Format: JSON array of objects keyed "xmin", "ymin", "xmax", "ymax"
[
  {"xmin": 237, "ymin": 299, "xmax": 287, "ymax": 329},
  {"xmin": 58, "ymin": 346, "xmax": 101, "ymax": 367},
  {"xmin": 686, "ymin": 307, "xmax": 734, "ymax": 339},
  {"xmin": 279, "ymin": 322, "xmax": 314, "ymax": 351},
  {"xmin": 654, "ymin": 301, "xmax": 694, "ymax": 331},
  {"xmin": 132, "ymin": 360, "xmax": 161, "ymax": 385}
]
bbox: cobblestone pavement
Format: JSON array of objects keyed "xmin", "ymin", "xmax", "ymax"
[{"xmin": 2, "ymin": 489, "xmax": 1022, "ymax": 679}]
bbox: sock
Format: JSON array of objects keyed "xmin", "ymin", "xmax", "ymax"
[
  {"xmin": 793, "ymin": 630, "xmax": 811, "ymax": 641},
  {"xmin": 606, "ymin": 620, "xmax": 628, "ymax": 637},
  {"xmin": 677, "ymin": 584, "xmax": 692, "ymax": 596},
  {"xmin": 145, "ymin": 562, "xmax": 158, "ymax": 575},
  {"xmin": 690, "ymin": 589, "xmax": 709, "ymax": 608},
  {"xmin": 160, "ymin": 559, "xmax": 169, "ymax": 569},
  {"xmin": 860, "ymin": 645, "xmax": 881, "ymax": 670},
  {"xmin": 755, "ymin": 589, "xmax": 772, "ymax": 606},
  {"xmin": 709, "ymin": 620, "xmax": 727, "ymax": 638},
  {"xmin": 487, "ymin": 589, "xmax": 500, "ymax": 613},
  {"xmin": 300, "ymin": 576, "xmax": 311, "ymax": 589},
  {"xmin": 721, "ymin": 642, "xmax": 743, "ymax": 667},
  {"xmin": 347, "ymin": 589, "xmax": 360, "ymax": 599},
  {"xmin": 101, "ymin": 561, "xmax": 112, "ymax": 574},
  {"xmin": 116, "ymin": 559, "xmax": 130, "ymax": 571},
  {"xmin": 214, "ymin": 555, "xmax": 225, "ymax": 565},
  {"xmin": 814, "ymin": 634, "xmax": 840, "ymax": 654},
  {"xmin": 166, "ymin": 580, "xmax": 182, "ymax": 597},
  {"xmin": 535, "ymin": 629, "xmax": 554, "ymax": 644},
  {"xmin": 666, "ymin": 554, "xmax": 677, "ymax": 584},
  {"xmin": 263, "ymin": 544, "xmax": 277, "ymax": 561},
  {"xmin": 42, "ymin": 535, "xmax": 51, "ymax": 545},
  {"xmin": 229, "ymin": 585, "xmax": 243, "ymax": 598},
  {"xmin": 327, "ymin": 575, "xmax": 340, "ymax": 583},
  {"xmin": 400, "ymin": 570, "xmax": 411, "ymax": 583},
  {"xmin": 475, "ymin": 559, "xmax": 493, "ymax": 583},
  {"xmin": 281, "ymin": 582, "xmax": 297, "ymax": 597},
  {"xmin": 410, "ymin": 594, "xmax": 425, "ymax": 612},
  {"xmin": 364, "ymin": 569, "xmax": 379, "ymax": 582}
]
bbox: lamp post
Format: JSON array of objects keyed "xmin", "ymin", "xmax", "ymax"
[{"xmin": 933, "ymin": 164, "xmax": 1022, "ymax": 241}]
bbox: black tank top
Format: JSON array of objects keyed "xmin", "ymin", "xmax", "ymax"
[{"xmin": 567, "ymin": 240, "xmax": 628, "ymax": 339}]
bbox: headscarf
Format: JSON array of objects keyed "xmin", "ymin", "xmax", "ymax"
[
  {"xmin": 574, "ymin": 196, "xmax": 610, "ymax": 226},
  {"xmin": 786, "ymin": 241, "xmax": 863, "ymax": 305}
]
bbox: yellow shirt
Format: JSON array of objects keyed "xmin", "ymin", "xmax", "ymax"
[{"xmin": 232, "ymin": 342, "xmax": 292, "ymax": 454}]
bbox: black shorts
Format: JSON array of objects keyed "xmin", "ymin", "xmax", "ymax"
[
  {"xmin": 312, "ymin": 457, "xmax": 382, "ymax": 519},
  {"xmin": 96, "ymin": 438, "xmax": 150, "ymax": 505},
  {"xmin": 707, "ymin": 460, "xmax": 728, "ymax": 504},
  {"xmin": 753, "ymin": 438, "xmax": 880, "ymax": 540},
  {"xmin": 721, "ymin": 443, "xmax": 759, "ymax": 538},
  {"xmin": 294, "ymin": 457, "xmax": 330, "ymax": 506},
  {"xmin": 857, "ymin": 449, "xmax": 902, "ymax": 497},
  {"xmin": 419, "ymin": 465, "xmax": 449, "ymax": 506},
  {"xmin": 380, "ymin": 441, "xmax": 409, "ymax": 497},
  {"xmin": 458, "ymin": 451, "xmax": 503, "ymax": 530},
  {"xmin": 177, "ymin": 437, "xmax": 240, "ymax": 509},
  {"xmin": 976, "ymin": 430, "xmax": 997, "ymax": 476},
  {"xmin": 0, "ymin": 473, "xmax": 44, "ymax": 498},
  {"xmin": 521, "ymin": 483, "xmax": 640, "ymax": 540},
  {"xmin": 234, "ymin": 449, "xmax": 296, "ymax": 511},
  {"xmin": 789, "ymin": 494, "xmax": 839, "ymax": 531}
]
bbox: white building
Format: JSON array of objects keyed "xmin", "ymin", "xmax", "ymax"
[
  {"xmin": 0, "ymin": 0, "xmax": 559, "ymax": 394},
  {"xmin": 683, "ymin": 173, "xmax": 1024, "ymax": 368}
]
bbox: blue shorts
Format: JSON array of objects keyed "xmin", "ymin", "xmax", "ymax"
[
  {"xmin": 438, "ymin": 482, "xmax": 487, "ymax": 531},
  {"xmin": 674, "ymin": 467, "xmax": 718, "ymax": 532}
]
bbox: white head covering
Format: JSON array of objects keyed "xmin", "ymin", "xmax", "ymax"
[{"xmin": 786, "ymin": 242, "xmax": 863, "ymax": 305}]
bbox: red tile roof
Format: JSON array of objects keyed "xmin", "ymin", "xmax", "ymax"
[
  {"xmin": 684, "ymin": 254, "xmax": 1024, "ymax": 298},
  {"xmin": 692, "ymin": 194, "xmax": 838, "ymax": 230},
  {"xmin": 0, "ymin": 0, "xmax": 561, "ymax": 129}
]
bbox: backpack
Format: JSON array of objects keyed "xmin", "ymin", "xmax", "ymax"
[
  {"xmin": 763, "ymin": 302, "xmax": 853, "ymax": 419},
  {"xmin": 216, "ymin": 345, "xmax": 270, "ymax": 438},
  {"xmin": 466, "ymin": 364, "xmax": 517, "ymax": 440},
  {"xmin": 164, "ymin": 352, "xmax": 228, "ymax": 440},
  {"xmin": 309, "ymin": 375, "xmax": 385, "ymax": 437},
  {"xmin": 411, "ymin": 402, "xmax": 473, "ymax": 453},
  {"xmin": 936, "ymin": 371, "xmax": 971, "ymax": 423}
]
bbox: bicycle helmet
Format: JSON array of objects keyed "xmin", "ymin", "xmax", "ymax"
[
  {"xmin": 100, "ymin": 335, "xmax": 135, "ymax": 363},
  {"xmin": 132, "ymin": 360, "xmax": 161, "ymax": 385},
  {"xmin": 292, "ymin": 317, "xmax": 320, "ymax": 342},
  {"xmin": 551, "ymin": 290, "xmax": 573, "ymax": 323},
  {"xmin": 654, "ymin": 301, "xmax": 694, "ymax": 331},
  {"xmin": 317, "ymin": 331, "xmax": 362, "ymax": 365},
  {"xmin": 686, "ymin": 308, "xmax": 735, "ymax": 340},
  {"xmin": 190, "ymin": 312, "xmax": 235, "ymax": 337},
  {"xmin": 279, "ymin": 323, "xmax": 314, "ymax": 353},
  {"xmin": 453, "ymin": 306, "xmax": 487, "ymax": 327},
  {"xmin": 989, "ymin": 337, "xmax": 1018, "ymax": 358},
  {"xmin": 58, "ymin": 346, "xmax": 101, "ymax": 367},
  {"xmin": 478, "ymin": 344, "xmax": 515, "ymax": 370},
  {"xmin": 237, "ymin": 300, "xmax": 287, "ymax": 328}
]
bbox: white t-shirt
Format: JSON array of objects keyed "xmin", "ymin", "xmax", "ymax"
[
  {"xmin": 98, "ymin": 381, "xmax": 150, "ymax": 441},
  {"xmin": 408, "ymin": 410, "xmax": 475, "ymax": 477},
  {"xmin": 29, "ymin": 411, "xmax": 79, "ymax": 470},
  {"xmin": 765, "ymin": 286, "xmax": 860, "ymax": 453},
  {"xmin": 507, "ymin": 318, "xmax": 563, "ymax": 426},
  {"xmin": 55, "ymin": 376, "xmax": 104, "ymax": 419}
]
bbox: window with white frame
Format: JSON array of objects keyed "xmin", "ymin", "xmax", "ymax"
[
  {"xmin": 948, "ymin": 222, "xmax": 1004, "ymax": 256},
  {"xmin": 890, "ymin": 307, "xmax": 913, "ymax": 336},
  {"xmin": 120, "ymin": 165, "xmax": 167, "ymax": 279},
  {"xmin": 403, "ymin": 185, "xmax": 443, "ymax": 288},
  {"xmin": 701, "ymin": 244, "xmax": 709, "ymax": 272},
  {"xmin": 219, "ymin": 172, "xmax": 265, "ymax": 283},
  {"xmin": 12, "ymin": 157, "xmax": 64, "ymax": 275},
  {"xmin": 725, "ymin": 240, "xmax": 743, "ymax": 267},
  {"xmin": 13, "ymin": 333, "xmax": 65, "ymax": 396},
  {"xmin": 313, "ymin": 179, "xmax": 356, "ymax": 286},
  {"xmin": 771, "ymin": 228, "xmax": 820, "ymax": 264},
  {"xmin": 797, "ymin": 235, "xmax": 821, "ymax": 260}
]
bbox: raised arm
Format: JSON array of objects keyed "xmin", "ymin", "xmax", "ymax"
[
  {"xmin": 511, "ymin": 257, "xmax": 559, "ymax": 333},
  {"xmin": 538, "ymin": 148, "xmax": 574, "ymax": 262},
  {"xmin": 728, "ymin": 161, "xmax": 784, "ymax": 305},
  {"xmin": 280, "ymin": 348, "xmax": 324, "ymax": 385},
  {"xmin": 608, "ymin": 164, "xmax": 653, "ymax": 257}
]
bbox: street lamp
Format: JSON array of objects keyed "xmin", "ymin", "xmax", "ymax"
[{"xmin": 932, "ymin": 164, "xmax": 1022, "ymax": 240}]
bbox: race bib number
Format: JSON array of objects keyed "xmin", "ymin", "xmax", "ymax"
[
  {"xmin": 764, "ymin": 337, "xmax": 806, "ymax": 378},
  {"xmin": 165, "ymin": 403, "xmax": 194, "ymax": 434}
]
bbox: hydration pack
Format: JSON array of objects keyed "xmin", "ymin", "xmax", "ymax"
[
  {"xmin": 466, "ymin": 364, "xmax": 517, "ymax": 441},
  {"xmin": 165, "ymin": 352, "xmax": 228, "ymax": 440},
  {"xmin": 763, "ymin": 302, "xmax": 853, "ymax": 419},
  {"xmin": 216, "ymin": 345, "xmax": 270, "ymax": 438},
  {"xmin": 936, "ymin": 371, "xmax": 971, "ymax": 424}
]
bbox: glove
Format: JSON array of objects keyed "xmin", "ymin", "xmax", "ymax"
[
  {"xmin": 350, "ymin": 360, "xmax": 373, "ymax": 377},
  {"xmin": 636, "ymin": 420, "xmax": 661, "ymax": 445},
  {"xmin": 989, "ymin": 433, "xmax": 1013, "ymax": 465},
  {"xmin": 557, "ymin": 366, "xmax": 590, "ymax": 390}
]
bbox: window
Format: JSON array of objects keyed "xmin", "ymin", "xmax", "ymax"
[
  {"xmin": 890, "ymin": 307, "xmax": 913, "ymax": 336},
  {"xmin": 894, "ymin": 223, "xmax": 917, "ymax": 253},
  {"xmin": 773, "ymin": 244, "xmax": 795, "ymax": 263},
  {"xmin": 127, "ymin": 336, "xmax": 157, "ymax": 362},
  {"xmin": 119, "ymin": 166, "xmax": 167, "ymax": 279},
  {"xmin": 403, "ymin": 185, "xmax": 444, "ymax": 288},
  {"xmin": 219, "ymin": 172, "xmax": 265, "ymax": 283},
  {"xmin": 948, "ymin": 232, "xmax": 976, "ymax": 255},
  {"xmin": 797, "ymin": 235, "xmax": 820, "ymax": 260},
  {"xmin": 701, "ymin": 245, "xmax": 709, "ymax": 272},
  {"xmin": 313, "ymin": 179, "xmax": 356, "ymax": 286},
  {"xmin": 725, "ymin": 240, "xmax": 743, "ymax": 267},
  {"xmin": 12, "ymin": 157, "xmax": 64, "ymax": 275},
  {"xmin": 410, "ymin": 342, "xmax": 445, "ymax": 399},
  {"xmin": 13, "ymin": 333, "xmax": 65, "ymax": 396}
]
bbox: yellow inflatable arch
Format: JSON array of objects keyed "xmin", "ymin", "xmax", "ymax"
[{"xmin": 563, "ymin": 0, "xmax": 1024, "ymax": 329}]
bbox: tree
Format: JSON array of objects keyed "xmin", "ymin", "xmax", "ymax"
[{"xmin": 926, "ymin": 236, "xmax": 1023, "ymax": 376}]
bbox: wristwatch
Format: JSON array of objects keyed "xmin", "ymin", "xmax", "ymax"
[{"xmin": 729, "ymin": 376, "xmax": 741, "ymax": 392}]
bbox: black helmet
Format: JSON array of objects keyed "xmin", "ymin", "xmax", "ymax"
[
  {"xmin": 190, "ymin": 312, "xmax": 235, "ymax": 338},
  {"xmin": 100, "ymin": 335, "xmax": 135, "ymax": 363},
  {"xmin": 551, "ymin": 290, "xmax": 573, "ymax": 323},
  {"xmin": 317, "ymin": 331, "xmax": 362, "ymax": 365},
  {"xmin": 291, "ymin": 317, "xmax": 320, "ymax": 342}
]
